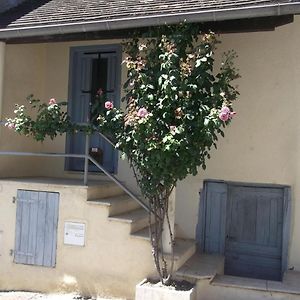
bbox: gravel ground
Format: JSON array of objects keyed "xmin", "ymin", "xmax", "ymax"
[{"xmin": 0, "ymin": 292, "xmax": 125, "ymax": 300}]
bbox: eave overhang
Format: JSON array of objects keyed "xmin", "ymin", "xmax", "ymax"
[{"xmin": 0, "ymin": 2, "xmax": 299, "ymax": 41}]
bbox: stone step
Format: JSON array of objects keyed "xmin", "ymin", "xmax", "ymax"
[
  {"xmin": 87, "ymin": 194, "xmax": 141, "ymax": 216},
  {"xmin": 211, "ymin": 274, "xmax": 268, "ymax": 289},
  {"xmin": 130, "ymin": 230, "xmax": 196, "ymax": 272},
  {"xmin": 108, "ymin": 208, "xmax": 149, "ymax": 233},
  {"xmin": 204, "ymin": 274, "xmax": 300, "ymax": 300},
  {"xmin": 131, "ymin": 226, "xmax": 151, "ymax": 241},
  {"xmin": 87, "ymin": 181, "xmax": 125, "ymax": 200},
  {"xmin": 165, "ymin": 238, "xmax": 196, "ymax": 271},
  {"xmin": 176, "ymin": 253, "xmax": 224, "ymax": 282},
  {"xmin": 131, "ymin": 223, "xmax": 179, "ymax": 241}
]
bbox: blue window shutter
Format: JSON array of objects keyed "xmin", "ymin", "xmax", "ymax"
[
  {"xmin": 14, "ymin": 190, "xmax": 59, "ymax": 267},
  {"xmin": 14, "ymin": 190, "xmax": 36, "ymax": 264},
  {"xmin": 203, "ymin": 181, "xmax": 227, "ymax": 254}
]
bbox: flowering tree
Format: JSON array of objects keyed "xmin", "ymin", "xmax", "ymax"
[
  {"xmin": 97, "ymin": 24, "xmax": 239, "ymax": 284},
  {"xmin": 6, "ymin": 23, "xmax": 239, "ymax": 285}
]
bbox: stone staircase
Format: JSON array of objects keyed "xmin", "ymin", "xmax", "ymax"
[{"xmin": 86, "ymin": 181, "xmax": 196, "ymax": 272}]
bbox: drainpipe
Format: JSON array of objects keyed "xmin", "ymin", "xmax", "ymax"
[{"xmin": 0, "ymin": 42, "xmax": 5, "ymax": 129}]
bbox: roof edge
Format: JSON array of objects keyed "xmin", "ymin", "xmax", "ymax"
[{"xmin": 0, "ymin": 2, "xmax": 300, "ymax": 40}]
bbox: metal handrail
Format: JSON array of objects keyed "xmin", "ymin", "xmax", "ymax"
[
  {"xmin": 0, "ymin": 150, "xmax": 151, "ymax": 213},
  {"xmin": 92, "ymin": 133, "xmax": 154, "ymax": 213},
  {"xmin": 97, "ymin": 131, "xmax": 116, "ymax": 147},
  {"xmin": 0, "ymin": 120, "xmax": 150, "ymax": 211}
]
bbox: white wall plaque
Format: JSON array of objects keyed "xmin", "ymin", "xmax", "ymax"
[{"xmin": 64, "ymin": 222, "xmax": 85, "ymax": 246}]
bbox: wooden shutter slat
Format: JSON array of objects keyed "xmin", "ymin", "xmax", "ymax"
[
  {"xmin": 14, "ymin": 190, "xmax": 24, "ymax": 263},
  {"xmin": 51, "ymin": 193, "xmax": 59, "ymax": 267},
  {"xmin": 196, "ymin": 187, "xmax": 206, "ymax": 252},
  {"xmin": 35, "ymin": 191, "xmax": 47, "ymax": 266},
  {"xmin": 43, "ymin": 192, "xmax": 59, "ymax": 267},
  {"xmin": 15, "ymin": 190, "xmax": 31, "ymax": 264},
  {"xmin": 282, "ymin": 187, "xmax": 292, "ymax": 274},
  {"xmin": 204, "ymin": 182, "xmax": 227, "ymax": 254},
  {"xmin": 26, "ymin": 191, "xmax": 39, "ymax": 265}
]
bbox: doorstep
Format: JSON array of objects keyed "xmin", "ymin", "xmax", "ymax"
[
  {"xmin": 211, "ymin": 271, "xmax": 300, "ymax": 295},
  {"xmin": 176, "ymin": 253, "xmax": 224, "ymax": 280}
]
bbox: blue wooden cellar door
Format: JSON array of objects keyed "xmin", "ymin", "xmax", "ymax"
[
  {"xmin": 225, "ymin": 185, "xmax": 284, "ymax": 281},
  {"xmin": 66, "ymin": 45, "xmax": 121, "ymax": 173},
  {"xmin": 197, "ymin": 181, "xmax": 290, "ymax": 281}
]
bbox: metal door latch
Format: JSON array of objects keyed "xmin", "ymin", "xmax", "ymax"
[{"xmin": 226, "ymin": 235, "xmax": 236, "ymax": 241}]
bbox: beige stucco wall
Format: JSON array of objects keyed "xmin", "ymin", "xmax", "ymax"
[
  {"xmin": 176, "ymin": 16, "xmax": 300, "ymax": 271},
  {"xmin": 0, "ymin": 180, "xmax": 155, "ymax": 298},
  {"xmin": 1, "ymin": 15, "xmax": 300, "ymax": 282},
  {"xmin": 0, "ymin": 37, "xmax": 138, "ymax": 189},
  {"xmin": 0, "ymin": 43, "xmax": 46, "ymax": 177}
]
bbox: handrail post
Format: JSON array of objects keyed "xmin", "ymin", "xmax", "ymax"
[{"xmin": 84, "ymin": 133, "xmax": 90, "ymax": 186}]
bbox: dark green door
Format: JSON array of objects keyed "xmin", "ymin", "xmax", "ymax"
[{"xmin": 66, "ymin": 45, "xmax": 121, "ymax": 173}]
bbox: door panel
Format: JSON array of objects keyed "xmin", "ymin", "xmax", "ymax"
[
  {"xmin": 225, "ymin": 256, "xmax": 281, "ymax": 280},
  {"xmin": 225, "ymin": 185, "xmax": 284, "ymax": 281},
  {"xmin": 88, "ymin": 53, "xmax": 117, "ymax": 172},
  {"xmin": 67, "ymin": 47, "xmax": 120, "ymax": 173},
  {"xmin": 198, "ymin": 181, "xmax": 289, "ymax": 281}
]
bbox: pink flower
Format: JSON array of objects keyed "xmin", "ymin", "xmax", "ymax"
[
  {"xmin": 219, "ymin": 112, "xmax": 230, "ymax": 122},
  {"xmin": 170, "ymin": 125, "xmax": 177, "ymax": 134},
  {"xmin": 218, "ymin": 106, "xmax": 236, "ymax": 122},
  {"xmin": 49, "ymin": 98, "xmax": 57, "ymax": 105},
  {"xmin": 137, "ymin": 107, "xmax": 149, "ymax": 118},
  {"xmin": 220, "ymin": 106, "xmax": 230, "ymax": 114},
  {"xmin": 6, "ymin": 122, "xmax": 15, "ymax": 129},
  {"xmin": 105, "ymin": 101, "xmax": 114, "ymax": 110}
]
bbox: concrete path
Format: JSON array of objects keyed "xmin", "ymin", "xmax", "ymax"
[{"xmin": 0, "ymin": 292, "xmax": 125, "ymax": 300}]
